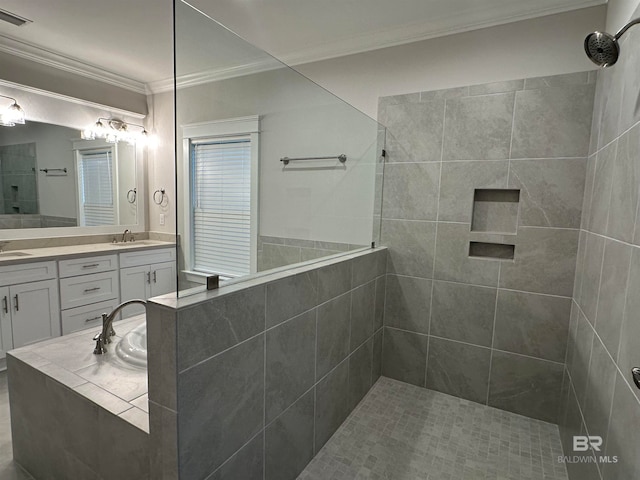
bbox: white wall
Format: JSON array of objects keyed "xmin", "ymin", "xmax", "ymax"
[
  {"xmin": 295, "ymin": 6, "xmax": 606, "ymax": 118},
  {"xmin": 160, "ymin": 67, "xmax": 379, "ymax": 246},
  {"xmin": 606, "ymin": 0, "xmax": 640, "ymax": 31}
]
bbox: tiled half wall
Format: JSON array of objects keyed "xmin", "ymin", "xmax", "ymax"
[
  {"xmin": 146, "ymin": 247, "xmax": 386, "ymax": 480},
  {"xmin": 378, "ymin": 71, "xmax": 596, "ymax": 423}
]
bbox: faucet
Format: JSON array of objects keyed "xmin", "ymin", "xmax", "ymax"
[
  {"xmin": 93, "ymin": 299, "xmax": 147, "ymax": 355},
  {"xmin": 121, "ymin": 229, "xmax": 130, "ymax": 243}
]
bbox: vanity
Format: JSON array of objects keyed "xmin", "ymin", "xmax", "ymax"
[{"xmin": 0, "ymin": 241, "xmax": 175, "ymax": 370}]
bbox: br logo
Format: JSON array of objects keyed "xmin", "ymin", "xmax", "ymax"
[{"xmin": 573, "ymin": 436, "xmax": 603, "ymax": 452}]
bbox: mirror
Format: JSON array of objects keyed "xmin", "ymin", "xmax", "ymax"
[{"xmin": 0, "ymin": 120, "xmax": 138, "ymax": 229}]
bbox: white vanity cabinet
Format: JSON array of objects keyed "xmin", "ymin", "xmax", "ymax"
[
  {"xmin": 0, "ymin": 261, "xmax": 61, "ymax": 359},
  {"xmin": 58, "ymin": 255, "xmax": 120, "ymax": 335},
  {"xmin": 119, "ymin": 248, "xmax": 176, "ymax": 318}
]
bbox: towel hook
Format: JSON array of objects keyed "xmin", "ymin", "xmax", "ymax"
[{"xmin": 153, "ymin": 188, "xmax": 166, "ymax": 205}]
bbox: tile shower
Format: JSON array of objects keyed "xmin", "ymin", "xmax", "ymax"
[
  {"xmin": 378, "ymin": 71, "xmax": 595, "ymax": 423},
  {"xmin": 560, "ymin": 3, "xmax": 640, "ymax": 479}
]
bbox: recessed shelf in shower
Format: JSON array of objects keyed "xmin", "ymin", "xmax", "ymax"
[{"xmin": 471, "ymin": 188, "xmax": 520, "ymax": 234}]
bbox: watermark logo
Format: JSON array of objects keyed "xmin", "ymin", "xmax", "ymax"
[
  {"xmin": 558, "ymin": 436, "xmax": 618, "ymax": 465},
  {"xmin": 573, "ymin": 436, "xmax": 602, "ymax": 452}
]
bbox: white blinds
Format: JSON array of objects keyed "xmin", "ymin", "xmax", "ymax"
[
  {"xmin": 191, "ymin": 137, "xmax": 252, "ymax": 277},
  {"xmin": 78, "ymin": 150, "xmax": 115, "ymax": 226}
]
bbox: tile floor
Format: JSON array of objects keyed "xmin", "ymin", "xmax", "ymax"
[
  {"xmin": 299, "ymin": 377, "xmax": 568, "ymax": 480},
  {"xmin": 0, "ymin": 371, "xmax": 568, "ymax": 480}
]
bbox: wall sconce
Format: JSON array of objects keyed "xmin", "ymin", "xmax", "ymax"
[
  {"xmin": 82, "ymin": 117, "xmax": 151, "ymax": 145},
  {"xmin": 0, "ymin": 94, "xmax": 26, "ymax": 127}
]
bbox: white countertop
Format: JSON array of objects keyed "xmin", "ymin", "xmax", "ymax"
[{"xmin": 0, "ymin": 240, "xmax": 175, "ymax": 266}]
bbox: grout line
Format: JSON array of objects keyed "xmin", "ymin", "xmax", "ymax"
[
  {"xmin": 615, "ymin": 249, "xmax": 634, "ymax": 366},
  {"xmin": 507, "ymin": 90, "xmax": 517, "ymax": 177},
  {"xmin": 602, "ymin": 140, "xmax": 618, "ymax": 238},
  {"xmin": 384, "ymin": 325, "xmax": 564, "ymax": 366},
  {"xmin": 590, "ymin": 236, "xmax": 608, "ymax": 329},
  {"xmin": 486, "ymin": 263, "xmax": 501, "ymax": 405},
  {"xmin": 312, "ymin": 308, "xmax": 318, "ymax": 455},
  {"xmin": 385, "ymin": 273, "xmax": 573, "ymax": 299},
  {"xmin": 572, "ymin": 297, "xmax": 640, "ymax": 411},
  {"xmin": 262, "ymin": 286, "xmax": 267, "ymax": 480}
]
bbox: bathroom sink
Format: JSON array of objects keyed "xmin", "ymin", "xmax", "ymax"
[
  {"xmin": 112, "ymin": 241, "xmax": 159, "ymax": 247},
  {"xmin": 0, "ymin": 251, "xmax": 31, "ymax": 258}
]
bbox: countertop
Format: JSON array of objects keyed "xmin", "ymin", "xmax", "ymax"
[
  {"xmin": 7, "ymin": 315, "xmax": 149, "ymax": 433},
  {"xmin": 0, "ymin": 240, "xmax": 175, "ymax": 266}
]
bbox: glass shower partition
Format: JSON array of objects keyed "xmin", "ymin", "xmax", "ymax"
[{"xmin": 174, "ymin": 0, "xmax": 385, "ymax": 296}]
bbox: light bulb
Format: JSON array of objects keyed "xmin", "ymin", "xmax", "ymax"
[
  {"xmin": 5, "ymin": 103, "xmax": 25, "ymax": 125},
  {"xmin": 81, "ymin": 128, "xmax": 95, "ymax": 140},
  {"xmin": 0, "ymin": 113, "xmax": 15, "ymax": 127}
]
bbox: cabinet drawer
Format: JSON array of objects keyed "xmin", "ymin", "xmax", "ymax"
[
  {"xmin": 0, "ymin": 261, "xmax": 57, "ymax": 287},
  {"xmin": 59, "ymin": 254, "xmax": 118, "ymax": 278},
  {"xmin": 60, "ymin": 271, "xmax": 119, "ymax": 310},
  {"xmin": 119, "ymin": 248, "xmax": 175, "ymax": 268},
  {"xmin": 61, "ymin": 299, "xmax": 120, "ymax": 335}
]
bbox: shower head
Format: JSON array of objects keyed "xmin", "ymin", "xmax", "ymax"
[
  {"xmin": 584, "ymin": 31, "xmax": 619, "ymax": 67},
  {"xmin": 584, "ymin": 17, "xmax": 640, "ymax": 67}
]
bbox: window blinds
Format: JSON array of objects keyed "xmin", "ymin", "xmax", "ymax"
[
  {"xmin": 78, "ymin": 149, "xmax": 114, "ymax": 226},
  {"xmin": 191, "ymin": 137, "xmax": 251, "ymax": 277}
]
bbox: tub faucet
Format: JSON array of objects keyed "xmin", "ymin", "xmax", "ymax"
[{"xmin": 93, "ymin": 299, "xmax": 147, "ymax": 355}]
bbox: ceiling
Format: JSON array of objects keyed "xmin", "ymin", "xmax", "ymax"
[{"xmin": 0, "ymin": 0, "xmax": 606, "ymax": 91}]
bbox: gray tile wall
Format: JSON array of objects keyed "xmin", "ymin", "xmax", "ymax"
[
  {"xmin": 0, "ymin": 143, "xmax": 38, "ymax": 214},
  {"xmin": 147, "ymin": 248, "xmax": 386, "ymax": 480},
  {"xmin": 257, "ymin": 235, "xmax": 366, "ymax": 271},
  {"xmin": 560, "ymin": 8, "xmax": 640, "ymax": 479},
  {"xmin": 378, "ymin": 71, "xmax": 595, "ymax": 423}
]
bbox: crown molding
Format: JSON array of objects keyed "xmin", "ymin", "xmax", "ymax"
[
  {"xmin": 275, "ymin": 0, "xmax": 606, "ymax": 67},
  {"xmin": 0, "ymin": 78, "xmax": 146, "ymax": 120},
  {"xmin": 147, "ymin": 57, "xmax": 283, "ymax": 94},
  {"xmin": 0, "ymin": 34, "xmax": 147, "ymax": 95}
]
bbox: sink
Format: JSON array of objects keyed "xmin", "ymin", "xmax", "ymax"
[
  {"xmin": 0, "ymin": 251, "xmax": 31, "ymax": 258},
  {"xmin": 112, "ymin": 241, "xmax": 159, "ymax": 247}
]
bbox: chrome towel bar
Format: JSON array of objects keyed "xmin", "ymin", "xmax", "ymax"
[{"xmin": 280, "ymin": 154, "xmax": 347, "ymax": 165}]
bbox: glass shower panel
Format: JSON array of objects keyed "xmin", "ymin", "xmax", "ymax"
[{"xmin": 174, "ymin": 0, "xmax": 385, "ymax": 296}]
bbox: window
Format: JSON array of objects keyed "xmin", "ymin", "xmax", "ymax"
[
  {"xmin": 76, "ymin": 148, "xmax": 116, "ymax": 226},
  {"xmin": 183, "ymin": 117, "xmax": 259, "ymax": 279}
]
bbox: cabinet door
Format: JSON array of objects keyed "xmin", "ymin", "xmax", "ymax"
[
  {"xmin": 11, "ymin": 279, "xmax": 61, "ymax": 349},
  {"xmin": 0, "ymin": 286, "xmax": 12, "ymax": 358},
  {"xmin": 119, "ymin": 265, "xmax": 150, "ymax": 318},
  {"xmin": 150, "ymin": 261, "xmax": 176, "ymax": 298}
]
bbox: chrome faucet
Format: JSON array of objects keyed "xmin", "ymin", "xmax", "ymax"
[
  {"xmin": 93, "ymin": 299, "xmax": 147, "ymax": 355},
  {"xmin": 121, "ymin": 229, "xmax": 130, "ymax": 243}
]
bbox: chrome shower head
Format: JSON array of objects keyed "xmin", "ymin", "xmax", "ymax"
[
  {"xmin": 584, "ymin": 17, "xmax": 640, "ymax": 68},
  {"xmin": 584, "ymin": 31, "xmax": 619, "ymax": 67}
]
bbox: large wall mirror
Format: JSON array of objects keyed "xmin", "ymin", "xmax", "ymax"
[
  {"xmin": 0, "ymin": 79, "xmax": 147, "ymax": 240},
  {"xmin": 0, "ymin": 121, "xmax": 138, "ymax": 229}
]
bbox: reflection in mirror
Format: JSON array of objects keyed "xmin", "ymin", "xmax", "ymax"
[
  {"xmin": 0, "ymin": 121, "xmax": 137, "ymax": 229},
  {"xmin": 175, "ymin": 1, "xmax": 385, "ymax": 296}
]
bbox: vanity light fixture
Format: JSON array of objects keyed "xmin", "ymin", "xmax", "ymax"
[
  {"xmin": 0, "ymin": 94, "xmax": 26, "ymax": 127},
  {"xmin": 82, "ymin": 117, "xmax": 150, "ymax": 145}
]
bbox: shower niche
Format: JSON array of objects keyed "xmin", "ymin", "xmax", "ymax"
[{"xmin": 469, "ymin": 188, "xmax": 520, "ymax": 260}]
